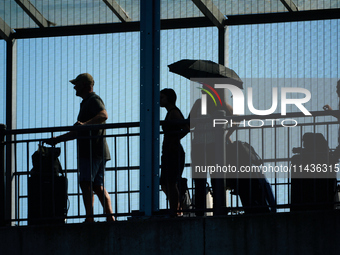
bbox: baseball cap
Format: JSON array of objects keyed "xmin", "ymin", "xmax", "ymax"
[{"xmin": 69, "ymin": 73, "xmax": 94, "ymax": 85}]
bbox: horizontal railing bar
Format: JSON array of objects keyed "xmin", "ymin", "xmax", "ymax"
[
  {"xmin": 2, "ymin": 110, "xmax": 337, "ymax": 136},
  {"xmin": 13, "ymin": 165, "xmax": 142, "ymax": 175},
  {"xmin": 4, "ymin": 132, "xmax": 141, "ymax": 145},
  {"xmin": 67, "ymin": 190, "xmax": 140, "ymax": 196},
  {"xmin": 1, "ymin": 121, "xmax": 141, "ymax": 135},
  {"xmin": 18, "ymin": 189, "xmax": 141, "ymax": 202},
  {"xmin": 9, "ymin": 212, "xmax": 134, "ymax": 223}
]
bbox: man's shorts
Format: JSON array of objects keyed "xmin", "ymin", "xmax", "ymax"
[{"xmin": 79, "ymin": 157, "xmax": 106, "ymax": 186}]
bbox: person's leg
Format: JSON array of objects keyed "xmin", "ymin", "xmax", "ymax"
[
  {"xmin": 93, "ymin": 159, "xmax": 115, "ymax": 221},
  {"xmin": 161, "ymin": 181, "xmax": 181, "ymax": 216},
  {"xmin": 164, "ymin": 145, "xmax": 185, "ymax": 216},
  {"xmin": 93, "ymin": 185, "xmax": 115, "ymax": 221},
  {"xmin": 160, "ymin": 154, "xmax": 174, "ymax": 214},
  {"xmin": 191, "ymin": 145, "xmax": 207, "ymax": 216},
  {"xmin": 161, "ymin": 183, "xmax": 169, "ymax": 202},
  {"xmin": 194, "ymin": 178, "xmax": 206, "ymax": 216},
  {"xmin": 160, "ymin": 166, "xmax": 169, "ymax": 198},
  {"xmin": 79, "ymin": 158, "xmax": 96, "ymax": 222},
  {"xmin": 168, "ymin": 183, "xmax": 181, "ymax": 216},
  {"xmin": 80, "ymin": 181, "xmax": 94, "ymax": 222}
]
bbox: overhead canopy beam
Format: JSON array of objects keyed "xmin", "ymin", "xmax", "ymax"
[
  {"xmin": 223, "ymin": 8, "xmax": 339, "ymax": 26},
  {"xmin": 0, "ymin": 18, "xmax": 13, "ymax": 41},
  {"xmin": 11, "ymin": 8, "xmax": 340, "ymax": 39},
  {"xmin": 103, "ymin": 0, "xmax": 131, "ymax": 22},
  {"xmin": 14, "ymin": 0, "xmax": 54, "ymax": 28},
  {"xmin": 192, "ymin": 0, "xmax": 226, "ymax": 28},
  {"xmin": 280, "ymin": 0, "xmax": 298, "ymax": 12}
]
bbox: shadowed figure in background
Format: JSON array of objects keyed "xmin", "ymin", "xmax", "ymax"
[
  {"xmin": 323, "ymin": 79, "xmax": 340, "ymax": 159},
  {"xmin": 47, "ymin": 73, "xmax": 115, "ymax": 223},
  {"xmin": 189, "ymin": 86, "xmax": 235, "ymax": 216},
  {"xmin": 160, "ymin": 88, "xmax": 189, "ymax": 216}
]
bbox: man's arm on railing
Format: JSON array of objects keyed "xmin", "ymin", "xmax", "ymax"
[
  {"xmin": 46, "ymin": 110, "xmax": 108, "ymax": 145},
  {"xmin": 45, "ymin": 131, "xmax": 76, "ymax": 145},
  {"xmin": 323, "ymin": 105, "xmax": 340, "ymax": 120}
]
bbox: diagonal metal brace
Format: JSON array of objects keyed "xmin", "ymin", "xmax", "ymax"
[
  {"xmin": 0, "ymin": 17, "xmax": 14, "ymax": 41},
  {"xmin": 103, "ymin": 0, "xmax": 132, "ymax": 22},
  {"xmin": 14, "ymin": 0, "xmax": 55, "ymax": 28},
  {"xmin": 192, "ymin": 0, "xmax": 226, "ymax": 28},
  {"xmin": 280, "ymin": 0, "xmax": 299, "ymax": 12}
]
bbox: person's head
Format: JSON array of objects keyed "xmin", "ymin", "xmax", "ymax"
[
  {"xmin": 70, "ymin": 73, "xmax": 94, "ymax": 98},
  {"xmin": 160, "ymin": 88, "xmax": 177, "ymax": 108}
]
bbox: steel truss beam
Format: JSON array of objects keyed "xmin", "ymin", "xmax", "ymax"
[
  {"xmin": 103, "ymin": 0, "xmax": 131, "ymax": 22},
  {"xmin": 192, "ymin": 0, "xmax": 226, "ymax": 28},
  {"xmin": 280, "ymin": 0, "xmax": 299, "ymax": 12},
  {"xmin": 0, "ymin": 18, "xmax": 13, "ymax": 41},
  {"xmin": 14, "ymin": 0, "xmax": 54, "ymax": 28},
  {"xmin": 223, "ymin": 8, "xmax": 339, "ymax": 26}
]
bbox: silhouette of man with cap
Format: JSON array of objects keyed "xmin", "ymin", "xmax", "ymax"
[{"xmin": 47, "ymin": 73, "xmax": 114, "ymax": 222}]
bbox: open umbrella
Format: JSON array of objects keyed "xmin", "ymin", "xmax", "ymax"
[{"xmin": 168, "ymin": 59, "xmax": 243, "ymax": 89}]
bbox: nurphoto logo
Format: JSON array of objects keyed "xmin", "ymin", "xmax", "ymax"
[
  {"xmin": 200, "ymin": 84, "xmax": 311, "ymax": 116},
  {"xmin": 192, "ymin": 78, "xmax": 312, "ymax": 128}
]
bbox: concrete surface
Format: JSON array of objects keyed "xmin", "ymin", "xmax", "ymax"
[{"xmin": 1, "ymin": 211, "xmax": 339, "ymax": 255}]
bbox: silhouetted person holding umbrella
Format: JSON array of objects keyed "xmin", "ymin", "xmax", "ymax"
[
  {"xmin": 189, "ymin": 86, "xmax": 235, "ymax": 216},
  {"xmin": 323, "ymin": 79, "xmax": 340, "ymax": 159}
]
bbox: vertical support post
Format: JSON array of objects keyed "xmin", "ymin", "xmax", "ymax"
[
  {"xmin": 224, "ymin": 26, "xmax": 229, "ymax": 68},
  {"xmin": 218, "ymin": 27, "xmax": 225, "ymax": 66},
  {"xmin": 216, "ymin": 27, "xmax": 227, "ymax": 214},
  {"xmin": 139, "ymin": 0, "xmax": 160, "ymax": 216},
  {"xmin": 6, "ymin": 38, "xmax": 17, "ymax": 225},
  {"xmin": 0, "ymin": 124, "xmax": 5, "ymax": 226}
]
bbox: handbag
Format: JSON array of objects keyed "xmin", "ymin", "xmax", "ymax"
[{"xmin": 30, "ymin": 144, "xmax": 63, "ymax": 176}]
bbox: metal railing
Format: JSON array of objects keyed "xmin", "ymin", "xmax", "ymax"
[
  {"xmin": 1, "ymin": 110, "xmax": 339, "ymax": 226},
  {"xmin": 1, "ymin": 122, "xmax": 141, "ymax": 225},
  {"xmin": 221, "ymin": 110, "xmax": 340, "ymax": 214}
]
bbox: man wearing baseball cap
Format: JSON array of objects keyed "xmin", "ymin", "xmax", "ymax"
[{"xmin": 47, "ymin": 73, "xmax": 114, "ymax": 222}]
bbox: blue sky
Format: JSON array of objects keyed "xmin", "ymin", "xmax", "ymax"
[
  {"xmin": 1, "ymin": 19, "xmax": 340, "ymax": 221},
  {"xmin": 1, "ymin": 20, "xmax": 339, "ymax": 126}
]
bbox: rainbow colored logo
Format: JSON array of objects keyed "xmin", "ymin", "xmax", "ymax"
[{"xmin": 197, "ymin": 83, "xmax": 223, "ymax": 106}]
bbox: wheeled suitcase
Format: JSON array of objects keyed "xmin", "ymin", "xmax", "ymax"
[
  {"xmin": 28, "ymin": 175, "xmax": 68, "ymax": 225},
  {"xmin": 290, "ymin": 133, "xmax": 337, "ymax": 211},
  {"xmin": 226, "ymin": 141, "xmax": 276, "ymax": 214},
  {"xmin": 28, "ymin": 144, "xmax": 68, "ymax": 225}
]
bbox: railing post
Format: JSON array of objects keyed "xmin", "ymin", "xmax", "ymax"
[
  {"xmin": 0, "ymin": 124, "xmax": 5, "ymax": 226},
  {"xmin": 212, "ymin": 110, "xmax": 227, "ymax": 216}
]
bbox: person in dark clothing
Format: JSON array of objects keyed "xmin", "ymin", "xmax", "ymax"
[
  {"xmin": 189, "ymin": 87, "xmax": 235, "ymax": 216},
  {"xmin": 160, "ymin": 88, "xmax": 189, "ymax": 216},
  {"xmin": 47, "ymin": 73, "xmax": 114, "ymax": 222},
  {"xmin": 323, "ymin": 79, "xmax": 340, "ymax": 158}
]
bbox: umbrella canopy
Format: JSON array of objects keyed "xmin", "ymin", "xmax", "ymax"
[{"xmin": 168, "ymin": 59, "xmax": 243, "ymax": 89}]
